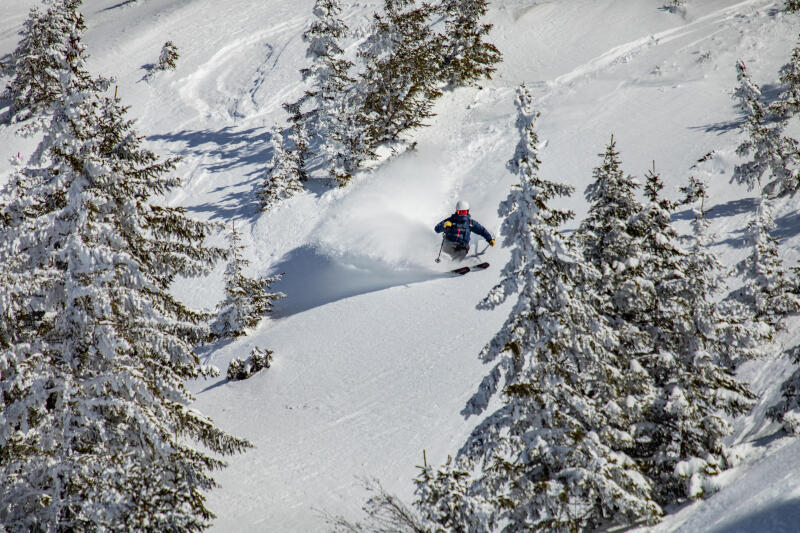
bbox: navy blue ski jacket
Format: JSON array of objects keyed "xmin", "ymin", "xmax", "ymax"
[{"xmin": 435, "ymin": 214, "xmax": 493, "ymax": 246}]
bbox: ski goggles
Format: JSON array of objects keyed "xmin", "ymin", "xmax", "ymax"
[{"xmin": 456, "ymin": 210, "xmax": 469, "ymax": 216}]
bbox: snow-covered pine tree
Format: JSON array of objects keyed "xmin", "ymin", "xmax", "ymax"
[
  {"xmin": 578, "ymin": 136, "xmax": 642, "ymax": 268},
  {"xmin": 768, "ymin": 345, "xmax": 800, "ymax": 434},
  {"xmin": 2, "ymin": 0, "xmax": 88, "ymax": 126},
  {"xmin": 212, "ymin": 221, "xmax": 284, "ymax": 338},
  {"xmin": 632, "ymin": 175, "xmax": 763, "ymax": 503},
  {"xmin": 628, "ymin": 163, "xmax": 687, "ymax": 388},
  {"xmin": 357, "ymin": 0, "xmax": 443, "ymax": 148},
  {"xmin": 429, "ymin": 85, "xmax": 660, "ymax": 532},
  {"xmin": 260, "ymin": 127, "xmax": 305, "ymax": 209},
  {"xmin": 156, "ymin": 40, "xmax": 180, "ymax": 71},
  {"xmin": 328, "ymin": 87, "xmax": 375, "ymax": 186},
  {"xmin": 0, "ymin": 31, "xmax": 251, "ymax": 531},
  {"xmin": 414, "ymin": 455, "xmax": 487, "ymax": 532},
  {"xmin": 227, "ymin": 346, "xmax": 274, "ymax": 381},
  {"xmin": 787, "ymin": 0, "xmax": 800, "ymax": 13},
  {"xmin": 573, "ymin": 146, "xmax": 756, "ymax": 507},
  {"xmin": 436, "ymin": 0, "xmax": 501, "ymax": 88},
  {"xmin": 281, "ymin": 102, "xmax": 311, "ymax": 182},
  {"xmin": 574, "ymin": 136, "xmax": 656, "ymax": 360},
  {"xmin": 729, "ymin": 195, "xmax": 800, "ymax": 328},
  {"xmin": 298, "ymin": 0, "xmax": 355, "ymax": 178},
  {"xmin": 732, "ymin": 59, "xmax": 800, "ymax": 197},
  {"xmin": 774, "ymin": 38, "xmax": 800, "ymax": 117}
]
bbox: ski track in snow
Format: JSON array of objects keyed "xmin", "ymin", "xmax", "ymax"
[
  {"xmin": 549, "ymin": 0, "xmax": 772, "ymax": 91},
  {"xmin": 178, "ymin": 20, "xmax": 306, "ymax": 121}
]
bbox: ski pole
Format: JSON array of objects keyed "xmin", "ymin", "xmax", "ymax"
[
  {"xmin": 435, "ymin": 235, "xmax": 445, "ymax": 263},
  {"xmin": 475, "ymin": 242, "xmax": 490, "ymax": 259}
]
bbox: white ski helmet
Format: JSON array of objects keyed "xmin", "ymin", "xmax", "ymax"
[{"xmin": 455, "ymin": 200, "xmax": 469, "ymax": 213}]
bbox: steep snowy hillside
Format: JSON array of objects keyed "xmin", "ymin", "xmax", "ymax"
[{"xmin": 2, "ymin": 0, "xmax": 800, "ymax": 531}]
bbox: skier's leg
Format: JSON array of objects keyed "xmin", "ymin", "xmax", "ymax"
[
  {"xmin": 453, "ymin": 244, "xmax": 469, "ymax": 261},
  {"xmin": 442, "ymin": 241, "xmax": 458, "ymax": 259}
]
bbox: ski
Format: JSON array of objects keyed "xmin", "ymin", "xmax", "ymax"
[{"xmin": 451, "ymin": 262, "xmax": 490, "ymax": 275}]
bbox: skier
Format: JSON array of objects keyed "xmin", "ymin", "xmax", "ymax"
[{"xmin": 435, "ymin": 200, "xmax": 495, "ymax": 260}]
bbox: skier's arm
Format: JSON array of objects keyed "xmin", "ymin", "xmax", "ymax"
[
  {"xmin": 434, "ymin": 218, "xmax": 450, "ymax": 233},
  {"xmin": 470, "ymin": 220, "xmax": 493, "ymax": 242}
]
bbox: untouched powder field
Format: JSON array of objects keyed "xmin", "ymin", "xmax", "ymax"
[{"xmin": 3, "ymin": 0, "xmax": 800, "ymax": 531}]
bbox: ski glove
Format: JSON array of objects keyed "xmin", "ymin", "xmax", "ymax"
[
  {"xmin": 489, "ymin": 239, "xmax": 495, "ymax": 246},
  {"xmin": 443, "ymin": 221, "xmax": 453, "ymax": 229}
]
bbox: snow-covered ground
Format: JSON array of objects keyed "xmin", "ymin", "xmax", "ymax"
[{"xmin": 2, "ymin": 0, "xmax": 800, "ymax": 531}]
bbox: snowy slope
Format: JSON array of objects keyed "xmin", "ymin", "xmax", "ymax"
[{"xmin": 2, "ymin": 0, "xmax": 800, "ymax": 531}]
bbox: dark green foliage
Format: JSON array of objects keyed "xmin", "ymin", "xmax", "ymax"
[
  {"xmin": 437, "ymin": 0, "xmax": 502, "ymax": 87},
  {"xmin": 414, "ymin": 457, "xmax": 478, "ymax": 532},
  {"xmin": 227, "ymin": 347, "xmax": 273, "ymax": 381},
  {"xmin": 156, "ymin": 40, "xmax": 179, "ymax": 71},
  {"xmin": 260, "ymin": 127, "xmax": 306, "ymax": 209},
  {"xmin": 732, "ymin": 60, "xmax": 800, "ymax": 197},
  {"xmin": 213, "ymin": 221, "xmax": 284, "ymax": 337},
  {"xmin": 437, "ymin": 90, "xmax": 661, "ymax": 532},
  {"xmin": 0, "ymin": 21, "xmax": 251, "ymax": 530},
  {"xmin": 3, "ymin": 0, "xmax": 92, "ymax": 125},
  {"xmin": 357, "ymin": 0, "xmax": 443, "ymax": 147},
  {"xmin": 632, "ymin": 173, "xmax": 761, "ymax": 504}
]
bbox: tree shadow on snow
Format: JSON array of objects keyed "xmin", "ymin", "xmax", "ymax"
[
  {"xmin": 184, "ymin": 176, "xmax": 266, "ymax": 223},
  {"xmin": 691, "ymin": 83, "xmax": 784, "ymax": 135},
  {"xmin": 267, "ymin": 245, "xmax": 444, "ymax": 318},
  {"xmin": 749, "ymin": 428, "xmax": 786, "ymax": 449},
  {"xmin": 149, "ymin": 126, "xmax": 335, "ymax": 222},
  {"xmin": 150, "ymin": 125, "xmax": 275, "ymax": 177},
  {"xmin": 138, "ymin": 63, "xmax": 157, "ymax": 82},
  {"xmin": 149, "ymin": 126, "xmax": 276, "ymax": 221},
  {"xmin": 673, "ymin": 197, "xmax": 800, "ymax": 249},
  {"xmin": 772, "ymin": 210, "xmax": 800, "ymax": 242},
  {"xmin": 672, "ymin": 198, "xmax": 758, "ymax": 222},
  {"xmin": 99, "ymin": 0, "xmax": 140, "ymax": 11},
  {"xmin": 705, "ymin": 498, "xmax": 800, "ymax": 533}
]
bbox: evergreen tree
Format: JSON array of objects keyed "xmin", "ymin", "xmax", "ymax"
[
  {"xmin": 436, "ymin": 0, "xmax": 501, "ymax": 87},
  {"xmin": 729, "ymin": 196, "xmax": 800, "ymax": 328},
  {"xmin": 628, "ymin": 163, "xmax": 687, "ymax": 393},
  {"xmin": 632, "ymin": 176, "xmax": 762, "ymax": 503},
  {"xmin": 578, "ymin": 136, "xmax": 642, "ymax": 269},
  {"xmin": 156, "ymin": 40, "xmax": 180, "ymax": 71},
  {"xmin": 2, "ymin": 0, "xmax": 88, "ymax": 126},
  {"xmin": 414, "ymin": 456, "xmax": 487, "ymax": 532},
  {"xmin": 328, "ymin": 87, "xmax": 375, "ymax": 186},
  {"xmin": 0, "ymin": 31, "xmax": 251, "ymax": 531},
  {"xmin": 301, "ymin": 0, "xmax": 353, "ymax": 134},
  {"xmin": 608, "ymin": 168, "xmax": 752, "ymax": 505},
  {"xmin": 574, "ymin": 137, "xmax": 654, "ymax": 358},
  {"xmin": 357, "ymin": 0, "xmax": 443, "ymax": 148},
  {"xmin": 282, "ymin": 0, "xmax": 354, "ymax": 182},
  {"xmin": 768, "ymin": 345, "xmax": 800, "ymax": 434},
  {"xmin": 573, "ymin": 148, "xmax": 754, "ymax": 506},
  {"xmin": 260, "ymin": 127, "xmax": 305, "ymax": 210},
  {"xmin": 787, "ymin": 0, "xmax": 800, "ymax": 13},
  {"xmin": 281, "ymin": 102, "xmax": 311, "ymax": 182},
  {"xmin": 227, "ymin": 346, "xmax": 273, "ymax": 381},
  {"xmin": 212, "ymin": 221, "xmax": 284, "ymax": 338},
  {"xmin": 775, "ymin": 38, "xmax": 800, "ymax": 117},
  {"xmin": 429, "ymin": 86, "xmax": 660, "ymax": 532},
  {"xmin": 731, "ymin": 59, "xmax": 800, "ymax": 197}
]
